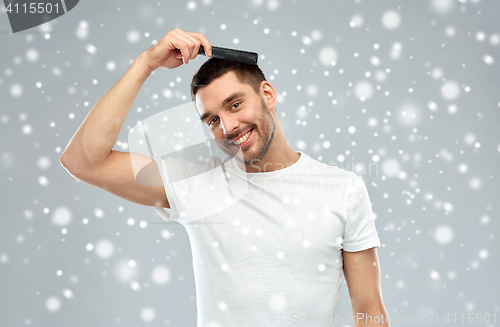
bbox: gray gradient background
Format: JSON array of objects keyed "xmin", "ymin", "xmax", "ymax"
[{"xmin": 1, "ymin": 0, "xmax": 499, "ymax": 326}]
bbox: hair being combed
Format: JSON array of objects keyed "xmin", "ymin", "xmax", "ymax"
[{"xmin": 190, "ymin": 58, "xmax": 267, "ymax": 102}]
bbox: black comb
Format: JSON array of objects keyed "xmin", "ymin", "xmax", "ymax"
[{"xmin": 198, "ymin": 45, "xmax": 258, "ymax": 65}]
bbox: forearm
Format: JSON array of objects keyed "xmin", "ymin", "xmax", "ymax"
[
  {"xmin": 353, "ymin": 306, "xmax": 390, "ymax": 327},
  {"xmin": 61, "ymin": 53, "xmax": 153, "ymax": 171}
]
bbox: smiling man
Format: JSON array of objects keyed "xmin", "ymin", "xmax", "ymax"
[
  {"xmin": 192, "ymin": 59, "xmax": 295, "ymax": 172},
  {"xmin": 60, "ymin": 28, "xmax": 390, "ymax": 327}
]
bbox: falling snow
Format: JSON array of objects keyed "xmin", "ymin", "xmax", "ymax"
[
  {"xmin": 1, "ymin": 0, "xmax": 498, "ymax": 326},
  {"xmin": 382, "ymin": 10, "xmax": 401, "ymax": 30}
]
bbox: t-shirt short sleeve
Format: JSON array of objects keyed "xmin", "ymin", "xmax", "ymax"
[
  {"xmin": 152, "ymin": 157, "xmax": 180, "ymax": 222},
  {"xmin": 342, "ymin": 174, "xmax": 381, "ymax": 252}
]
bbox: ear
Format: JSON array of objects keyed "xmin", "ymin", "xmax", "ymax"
[{"xmin": 260, "ymin": 80, "xmax": 277, "ymax": 112}]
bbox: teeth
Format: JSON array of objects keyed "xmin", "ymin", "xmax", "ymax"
[{"xmin": 233, "ymin": 130, "xmax": 251, "ymax": 145}]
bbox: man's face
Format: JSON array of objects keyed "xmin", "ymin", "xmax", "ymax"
[{"xmin": 195, "ymin": 71, "xmax": 275, "ymax": 165}]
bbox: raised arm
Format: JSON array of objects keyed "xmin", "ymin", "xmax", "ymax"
[{"xmin": 60, "ymin": 28, "xmax": 212, "ymax": 208}]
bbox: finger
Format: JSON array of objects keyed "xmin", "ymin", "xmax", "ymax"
[
  {"xmin": 173, "ymin": 34, "xmax": 196, "ymax": 64},
  {"xmin": 167, "ymin": 29, "xmax": 190, "ymax": 64},
  {"xmin": 176, "ymin": 30, "xmax": 205, "ymax": 62},
  {"xmin": 171, "ymin": 35, "xmax": 191, "ymax": 65},
  {"xmin": 174, "ymin": 49, "xmax": 183, "ymax": 60},
  {"xmin": 176, "ymin": 32, "xmax": 201, "ymax": 62},
  {"xmin": 172, "ymin": 29, "xmax": 212, "ymax": 58},
  {"xmin": 187, "ymin": 32, "xmax": 212, "ymax": 57}
]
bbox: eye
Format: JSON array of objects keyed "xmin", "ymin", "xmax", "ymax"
[
  {"xmin": 231, "ymin": 102, "xmax": 241, "ymax": 110},
  {"xmin": 208, "ymin": 117, "xmax": 218, "ymax": 126}
]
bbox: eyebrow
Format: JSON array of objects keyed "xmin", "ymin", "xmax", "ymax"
[{"xmin": 199, "ymin": 91, "xmax": 246, "ymax": 122}]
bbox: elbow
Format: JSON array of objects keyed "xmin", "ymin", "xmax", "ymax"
[
  {"xmin": 60, "ymin": 152, "xmax": 75, "ymax": 171},
  {"xmin": 60, "ymin": 152, "xmax": 82, "ymax": 177},
  {"xmin": 60, "ymin": 153, "xmax": 86, "ymax": 183},
  {"xmin": 60, "ymin": 152, "xmax": 68, "ymax": 168}
]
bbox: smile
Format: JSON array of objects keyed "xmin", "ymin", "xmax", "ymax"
[{"xmin": 230, "ymin": 129, "xmax": 253, "ymax": 147}]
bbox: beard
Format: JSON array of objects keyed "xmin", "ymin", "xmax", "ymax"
[{"xmin": 215, "ymin": 97, "xmax": 275, "ymax": 165}]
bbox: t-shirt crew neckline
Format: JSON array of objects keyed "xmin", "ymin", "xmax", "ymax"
[{"xmin": 239, "ymin": 150, "xmax": 306, "ymax": 178}]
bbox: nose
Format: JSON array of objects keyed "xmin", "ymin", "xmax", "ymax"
[{"xmin": 219, "ymin": 114, "xmax": 239, "ymax": 136}]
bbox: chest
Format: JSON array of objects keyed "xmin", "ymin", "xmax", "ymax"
[{"xmin": 186, "ymin": 179, "xmax": 347, "ymax": 271}]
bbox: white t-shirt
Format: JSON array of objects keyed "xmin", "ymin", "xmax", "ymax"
[{"xmin": 154, "ymin": 151, "xmax": 381, "ymax": 327}]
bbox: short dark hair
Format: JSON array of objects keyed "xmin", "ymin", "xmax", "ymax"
[{"xmin": 190, "ymin": 58, "xmax": 267, "ymax": 103}]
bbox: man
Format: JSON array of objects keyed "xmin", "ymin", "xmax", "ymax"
[{"xmin": 61, "ymin": 28, "xmax": 390, "ymax": 327}]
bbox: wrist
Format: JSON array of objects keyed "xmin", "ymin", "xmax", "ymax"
[{"xmin": 134, "ymin": 52, "xmax": 156, "ymax": 75}]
